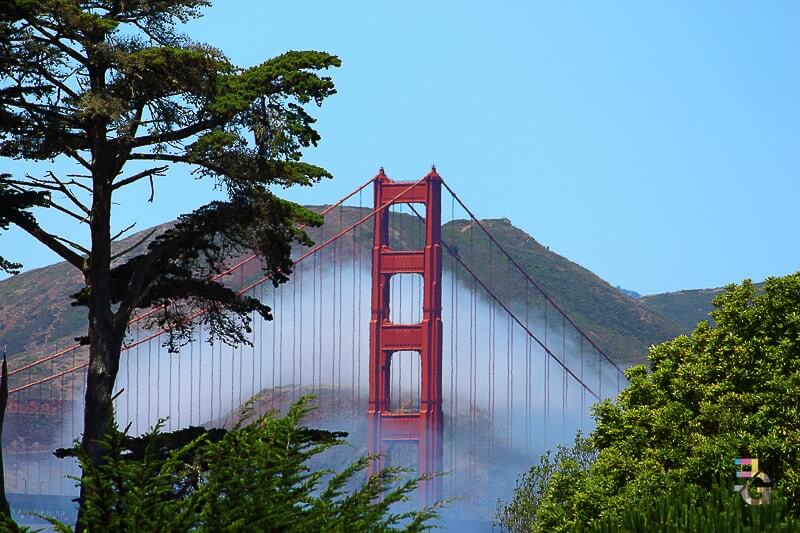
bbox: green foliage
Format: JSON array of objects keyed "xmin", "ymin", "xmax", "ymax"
[
  {"xmin": 497, "ymin": 273, "xmax": 800, "ymax": 531},
  {"xmin": 44, "ymin": 396, "xmax": 438, "ymax": 532},
  {"xmin": 0, "ymin": 0, "xmax": 340, "ymax": 336},
  {"xmin": 587, "ymin": 482, "xmax": 800, "ymax": 533},
  {"xmin": 494, "ymin": 433, "xmax": 597, "ymax": 532},
  {"xmin": 0, "ymin": 2, "xmax": 344, "ymax": 527}
]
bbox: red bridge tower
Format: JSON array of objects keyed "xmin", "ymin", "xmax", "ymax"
[{"xmin": 368, "ymin": 167, "xmax": 443, "ymax": 506}]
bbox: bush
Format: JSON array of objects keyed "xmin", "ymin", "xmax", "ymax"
[
  {"xmin": 496, "ymin": 273, "xmax": 800, "ymax": 531},
  {"xmin": 42, "ymin": 396, "xmax": 438, "ymax": 532},
  {"xmin": 587, "ymin": 482, "xmax": 800, "ymax": 532}
]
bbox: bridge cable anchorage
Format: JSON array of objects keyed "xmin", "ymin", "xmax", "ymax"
[
  {"xmin": 439, "ymin": 178, "xmax": 626, "ymax": 379},
  {"xmin": 404, "ymin": 202, "xmax": 603, "ymax": 401},
  {"xmin": 8, "ymin": 176, "xmax": 378, "ymax": 379}
]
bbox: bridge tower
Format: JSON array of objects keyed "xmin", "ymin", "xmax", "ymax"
[{"xmin": 368, "ymin": 167, "xmax": 443, "ymax": 506}]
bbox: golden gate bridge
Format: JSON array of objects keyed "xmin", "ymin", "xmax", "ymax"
[{"xmin": 4, "ymin": 168, "xmax": 626, "ymax": 523}]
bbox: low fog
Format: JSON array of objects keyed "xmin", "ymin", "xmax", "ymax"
[{"xmin": 7, "ymin": 253, "xmax": 625, "ymax": 527}]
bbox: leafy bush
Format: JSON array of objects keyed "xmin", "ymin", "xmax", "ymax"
[
  {"xmin": 42, "ymin": 396, "xmax": 438, "ymax": 532},
  {"xmin": 497, "ymin": 273, "xmax": 800, "ymax": 531},
  {"xmin": 587, "ymin": 482, "xmax": 800, "ymax": 532},
  {"xmin": 494, "ymin": 434, "xmax": 596, "ymax": 532}
]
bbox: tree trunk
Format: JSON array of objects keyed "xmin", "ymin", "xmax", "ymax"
[
  {"xmin": 75, "ymin": 314, "xmax": 124, "ymax": 531},
  {"xmin": 0, "ymin": 354, "xmax": 11, "ymax": 521},
  {"xmin": 76, "ymin": 148, "xmax": 122, "ymax": 530}
]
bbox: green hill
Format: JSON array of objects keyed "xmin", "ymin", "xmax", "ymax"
[
  {"xmin": 640, "ymin": 281, "xmax": 766, "ymax": 334},
  {"xmin": 1, "ymin": 208, "xmax": 684, "ymax": 370}
]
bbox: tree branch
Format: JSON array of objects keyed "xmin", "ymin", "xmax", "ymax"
[
  {"xmin": 129, "ymin": 118, "xmax": 222, "ymax": 148},
  {"xmin": 54, "ymin": 234, "xmax": 89, "ymax": 255},
  {"xmin": 112, "ymin": 166, "xmax": 168, "ymax": 190},
  {"xmin": 129, "ymin": 152, "xmax": 187, "ymax": 164},
  {"xmin": 28, "ymin": 25, "xmax": 89, "ymax": 65},
  {"xmin": 35, "ymin": 68, "xmax": 79, "ymax": 100},
  {"xmin": 5, "ymin": 211, "xmax": 84, "ymax": 271},
  {"xmin": 63, "ymin": 146, "xmax": 92, "ymax": 170},
  {"xmin": 110, "ymin": 227, "xmax": 158, "ymax": 261},
  {"xmin": 111, "ymin": 222, "xmax": 136, "ymax": 242},
  {"xmin": 6, "ymin": 182, "xmax": 87, "ymax": 223},
  {"xmin": 44, "ymin": 171, "xmax": 91, "ymax": 214}
]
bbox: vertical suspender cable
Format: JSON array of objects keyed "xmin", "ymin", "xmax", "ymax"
[
  {"xmin": 176, "ymin": 336, "xmax": 181, "ymax": 429},
  {"xmin": 292, "ymin": 263, "xmax": 297, "ymax": 400},
  {"xmin": 312, "ymin": 253, "xmax": 317, "ymax": 397},
  {"xmin": 189, "ymin": 327, "xmax": 194, "ymax": 426},
  {"xmin": 525, "ymin": 284, "xmax": 530, "ymax": 453},
  {"xmin": 299, "ymin": 253, "xmax": 303, "ymax": 399},
  {"xmin": 135, "ymin": 325, "xmax": 140, "ymax": 435},
  {"xmin": 338, "ymin": 206, "xmax": 344, "ymax": 402},
  {"xmin": 544, "ymin": 299, "xmax": 548, "ymax": 449},
  {"xmin": 352, "ymin": 204, "xmax": 357, "ymax": 416},
  {"xmin": 332, "ymin": 209, "xmax": 337, "ymax": 401},
  {"xmin": 580, "ymin": 336, "xmax": 585, "ymax": 431},
  {"xmin": 169, "ymin": 332, "xmax": 174, "ymax": 431},
  {"xmin": 449, "ymin": 196, "xmax": 455, "ymax": 486},
  {"xmin": 318, "ymin": 239, "xmax": 323, "ymax": 394},
  {"xmin": 239, "ymin": 268, "xmax": 244, "ymax": 409},
  {"xmin": 258, "ymin": 285, "xmax": 263, "ymax": 397},
  {"xmin": 148, "ymin": 338, "xmax": 152, "ymax": 430},
  {"xmin": 218, "ymin": 340, "xmax": 222, "ymax": 422},
  {"xmin": 562, "ymin": 315, "xmax": 567, "ymax": 442},
  {"xmin": 507, "ymin": 257, "xmax": 512, "ymax": 448},
  {"xmin": 357, "ymin": 189, "xmax": 363, "ymax": 408},
  {"xmin": 126, "ymin": 332, "xmax": 130, "ymax": 428},
  {"xmin": 198, "ymin": 323, "xmax": 203, "ymax": 429}
]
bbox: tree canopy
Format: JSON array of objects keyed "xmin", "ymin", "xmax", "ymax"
[{"xmin": 497, "ymin": 273, "xmax": 800, "ymax": 531}]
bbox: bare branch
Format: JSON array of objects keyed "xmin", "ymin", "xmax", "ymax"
[
  {"xmin": 1, "ymin": 177, "xmax": 62, "ymax": 192},
  {"xmin": 111, "ymin": 222, "xmax": 136, "ymax": 242},
  {"xmin": 7, "ymin": 182, "xmax": 87, "ymax": 223},
  {"xmin": 5, "ymin": 211, "xmax": 84, "ymax": 271},
  {"xmin": 64, "ymin": 176, "xmax": 93, "ymax": 193},
  {"xmin": 63, "ymin": 146, "xmax": 92, "ymax": 170},
  {"xmin": 112, "ymin": 165, "xmax": 168, "ymax": 190},
  {"xmin": 45, "ymin": 171, "xmax": 90, "ymax": 214},
  {"xmin": 45, "ymin": 198, "xmax": 89, "ymax": 223},
  {"xmin": 53, "ymin": 234, "xmax": 89, "ymax": 255},
  {"xmin": 110, "ymin": 227, "xmax": 159, "ymax": 261}
]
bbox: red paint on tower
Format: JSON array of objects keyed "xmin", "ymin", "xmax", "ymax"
[{"xmin": 368, "ymin": 168, "xmax": 443, "ymax": 507}]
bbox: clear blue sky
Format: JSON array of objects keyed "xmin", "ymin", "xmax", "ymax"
[{"xmin": 2, "ymin": 1, "xmax": 798, "ymax": 294}]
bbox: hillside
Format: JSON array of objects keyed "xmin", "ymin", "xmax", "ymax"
[
  {"xmin": 439, "ymin": 218, "xmax": 682, "ymax": 364},
  {"xmin": 641, "ymin": 281, "xmax": 766, "ymax": 334},
  {"xmin": 0, "ymin": 207, "xmax": 683, "ymax": 369}
]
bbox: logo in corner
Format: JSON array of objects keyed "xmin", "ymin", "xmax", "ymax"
[{"xmin": 733, "ymin": 458, "xmax": 771, "ymax": 505}]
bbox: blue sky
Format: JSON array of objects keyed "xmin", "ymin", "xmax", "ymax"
[{"xmin": 2, "ymin": 1, "xmax": 798, "ymax": 294}]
